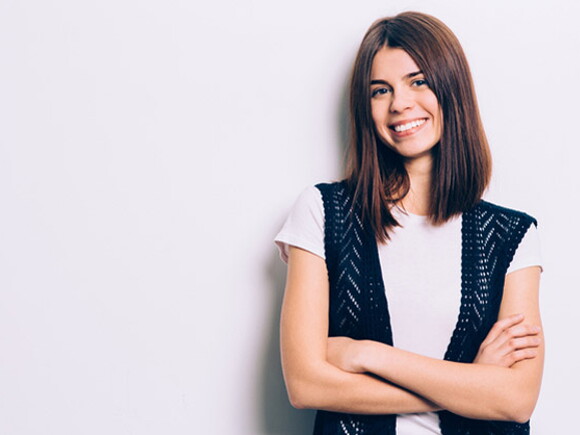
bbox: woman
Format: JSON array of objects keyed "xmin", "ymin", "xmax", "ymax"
[{"xmin": 275, "ymin": 11, "xmax": 543, "ymax": 435}]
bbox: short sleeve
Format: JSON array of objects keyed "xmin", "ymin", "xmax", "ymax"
[
  {"xmin": 274, "ymin": 186, "xmax": 325, "ymax": 263},
  {"xmin": 506, "ymin": 223, "xmax": 543, "ymax": 274}
]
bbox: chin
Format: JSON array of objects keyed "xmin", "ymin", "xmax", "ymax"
[{"xmin": 384, "ymin": 143, "xmax": 436, "ymax": 161}]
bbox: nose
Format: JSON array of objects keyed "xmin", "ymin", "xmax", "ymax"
[{"xmin": 389, "ymin": 88, "xmax": 414, "ymax": 113}]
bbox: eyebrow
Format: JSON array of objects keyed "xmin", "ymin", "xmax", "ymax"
[{"xmin": 370, "ymin": 70, "xmax": 423, "ymax": 85}]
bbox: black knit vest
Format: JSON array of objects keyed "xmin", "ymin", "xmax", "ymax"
[{"xmin": 313, "ymin": 181, "xmax": 537, "ymax": 435}]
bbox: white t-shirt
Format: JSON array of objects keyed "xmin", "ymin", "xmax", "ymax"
[{"xmin": 275, "ymin": 185, "xmax": 543, "ymax": 435}]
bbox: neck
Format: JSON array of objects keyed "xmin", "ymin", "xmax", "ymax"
[{"xmin": 400, "ymin": 154, "xmax": 433, "ymax": 216}]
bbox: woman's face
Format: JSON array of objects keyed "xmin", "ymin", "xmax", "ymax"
[{"xmin": 370, "ymin": 46, "xmax": 442, "ymax": 161}]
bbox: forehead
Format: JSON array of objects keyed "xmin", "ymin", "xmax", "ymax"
[{"xmin": 371, "ymin": 46, "xmax": 420, "ymax": 80}]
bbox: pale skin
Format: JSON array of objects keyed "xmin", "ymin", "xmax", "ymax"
[
  {"xmin": 282, "ymin": 248, "xmax": 543, "ymax": 420},
  {"xmin": 280, "ymin": 46, "xmax": 544, "ymax": 422}
]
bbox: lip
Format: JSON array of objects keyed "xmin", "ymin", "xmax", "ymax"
[{"xmin": 388, "ymin": 117, "xmax": 428, "ymax": 137}]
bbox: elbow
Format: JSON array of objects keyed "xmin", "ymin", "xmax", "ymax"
[
  {"xmin": 287, "ymin": 390, "xmax": 310, "ymax": 410},
  {"xmin": 504, "ymin": 401, "xmax": 535, "ymax": 424},
  {"xmin": 478, "ymin": 369, "xmax": 541, "ymax": 423},
  {"xmin": 285, "ymin": 379, "xmax": 319, "ymax": 410},
  {"xmin": 464, "ymin": 381, "xmax": 539, "ymax": 423},
  {"xmin": 513, "ymin": 413, "xmax": 532, "ymax": 425},
  {"xmin": 494, "ymin": 393, "xmax": 537, "ymax": 424},
  {"xmin": 283, "ymin": 365, "xmax": 332, "ymax": 410},
  {"xmin": 499, "ymin": 409, "xmax": 532, "ymax": 425}
]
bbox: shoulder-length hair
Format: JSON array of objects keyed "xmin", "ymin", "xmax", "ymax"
[{"xmin": 346, "ymin": 11, "xmax": 491, "ymax": 243}]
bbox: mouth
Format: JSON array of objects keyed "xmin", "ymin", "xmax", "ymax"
[{"xmin": 389, "ymin": 118, "xmax": 428, "ymax": 136}]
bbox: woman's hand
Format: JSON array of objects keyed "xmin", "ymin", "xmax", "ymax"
[
  {"xmin": 327, "ymin": 336, "xmax": 368, "ymax": 373},
  {"xmin": 474, "ymin": 313, "xmax": 542, "ymax": 367},
  {"xmin": 324, "ymin": 268, "xmax": 543, "ymax": 421},
  {"xmin": 328, "ymin": 313, "xmax": 542, "ymax": 373}
]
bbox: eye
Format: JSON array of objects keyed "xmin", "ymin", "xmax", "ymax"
[
  {"xmin": 371, "ymin": 87, "xmax": 391, "ymax": 98},
  {"xmin": 412, "ymin": 79, "xmax": 429, "ymax": 87}
]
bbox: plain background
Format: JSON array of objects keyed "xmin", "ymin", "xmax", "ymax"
[{"xmin": 0, "ymin": 0, "xmax": 578, "ymax": 433}]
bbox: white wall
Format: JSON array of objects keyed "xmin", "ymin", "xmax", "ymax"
[{"xmin": 0, "ymin": 0, "xmax": 577, "ymax": 433}]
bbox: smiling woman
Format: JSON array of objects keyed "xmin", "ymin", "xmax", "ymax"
[
  {"xmin": 369, "ymin": 47, "xmax": 442, "ymax": 162},
  {"xmin": 274, "ymin": 11, "xmax": 543, "ymax": 435}
]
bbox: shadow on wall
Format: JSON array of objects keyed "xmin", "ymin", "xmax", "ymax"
[
  {"xmin": 258, "ymin": 68, "xmax": 351, "ymax": 434},
  {"xmin": 258, "ymin": 252, "xmax": 316, "ymax": 434},
  {"xmin": 336, "ymin": 67, "xmax": 351, "ymax": 175}
]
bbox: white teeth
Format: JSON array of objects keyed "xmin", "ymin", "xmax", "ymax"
[{"xmin": 393, "ymin": 119, "xmax": 426, "ymax": 132}]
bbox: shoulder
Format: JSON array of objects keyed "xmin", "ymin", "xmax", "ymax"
[
  {"xmin": 462, "ymin": 200, "xmax": 543, "ymax": 279},
  {"xmin": 314, "ymin": 180, "xmax": 355, "ymax": 212},
  {"xmin": 274, "ymin": 185, "xmax": 327, "ymax": 263},
  {"xmin": 314, "ymin": 180, "xmax": 349, "ymax": 197},
  {"xmin": 472, "ymin": 200, "xmax": 538, "ymax": 228},
  {"xmin": 468, "ymin": 200, "xmax": 541, "ymax": 269},
  {"xmin": 283, "ymin": 185, "xmax": 325, "ymax": 226},
  {"xmin": 296, "ymin": 184, "xmax": 324, "ymax": 207}
]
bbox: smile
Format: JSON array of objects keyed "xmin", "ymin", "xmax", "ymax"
[{"xmin": 390, "ymin": 118, "xmax": 426, "ymax": 133}]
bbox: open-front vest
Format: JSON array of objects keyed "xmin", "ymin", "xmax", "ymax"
[{"xmin": 314, "ymin": 181, "xmax": 537, "ymax": 435}]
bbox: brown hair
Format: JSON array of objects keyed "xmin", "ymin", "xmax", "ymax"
[{"xmin": 346, "ymin": 11, "xmax": 492, "ymax": 242}]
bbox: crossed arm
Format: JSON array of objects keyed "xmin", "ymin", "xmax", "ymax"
[{"xmin": 280, "ymin": 246, "xmax": 544, "ymax": 422}]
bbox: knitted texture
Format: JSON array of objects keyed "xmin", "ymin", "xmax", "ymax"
[
  {"xmin": 314, "ymin": 181, "xmax": 537, "ymax": 435},
  {"xmin": 315, "ymin": 182, "xmax": 396, "ymax": 435}
]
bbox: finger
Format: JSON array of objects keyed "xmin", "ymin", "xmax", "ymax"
[
  {"xmin": 482, "ymin": 313, "xmax": 525, "ymax": 345},
  {"xmin": 509, "ymin": 324, "xmax": 542, "ymax": 339},
  {"xmin": 507, "ymin": 348, "xmax": 538, "ymax": 367},
  {"xmin": 502, "ymin": 335, "xmax": 542, "ymax": 353},
  {"xmin": 495, "ymin": 324, "xmax": 542, "ymax": 349}
]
